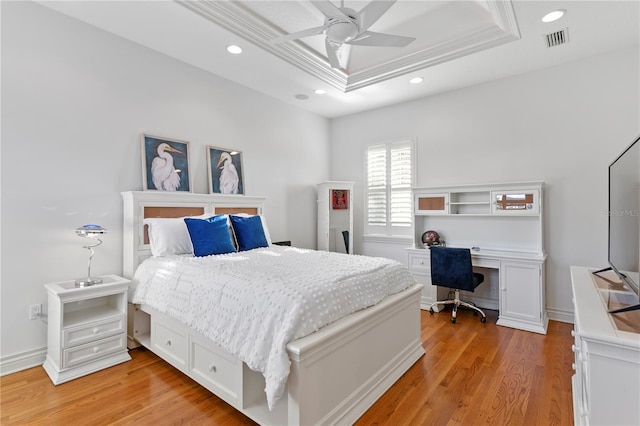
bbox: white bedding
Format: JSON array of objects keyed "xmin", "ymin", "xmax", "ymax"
[{"xmin": 130, "ymin": 245, "xmax": 416, "ymax": 409}]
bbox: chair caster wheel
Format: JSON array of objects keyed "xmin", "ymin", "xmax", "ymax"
[
  {"xmin": 429, "ymin": 308, "xmax": 434, "ymax": 315},
  {"xmin": 451, "ymin": 318, "xmax": 456, "ymax": 324},
  {"xmin": 481, "ymin": 317, "xmax": 486, "ymax": 323}
]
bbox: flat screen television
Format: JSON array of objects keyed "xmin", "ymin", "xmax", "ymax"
[{"xmin": 596, "ymin": 135, "xmax": 640, "ymax": 313}]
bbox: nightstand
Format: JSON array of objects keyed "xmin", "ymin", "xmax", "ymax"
[{"xmin": 43, "ymin": 275, "xmax": 131, "ymax": 385}]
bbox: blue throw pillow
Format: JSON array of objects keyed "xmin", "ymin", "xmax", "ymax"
[
  {"xmin": 184, "ymin": 215, "xmax": 236, "ymax": 257},
  {"xmin": 229, "ymin": 215, "xmax": 268, "ymax": 252}
]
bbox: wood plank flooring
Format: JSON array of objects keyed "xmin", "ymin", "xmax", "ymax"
[{"xmin": 1, "ymin": 309, "xmax": 575, "ymax": 425}]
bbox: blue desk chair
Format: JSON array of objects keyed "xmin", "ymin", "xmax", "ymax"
[{"xmin": 429, "ymin": 246, "xmax": 486, "ymax": 324}]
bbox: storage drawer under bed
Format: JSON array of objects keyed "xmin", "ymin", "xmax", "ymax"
[
  {"xmin": 151, "ymin": 317, "xmax": 188, "ymax": 373},
  {"xmin": 190, "ymin": 333, "xmax": 241, "ymax": 407}
]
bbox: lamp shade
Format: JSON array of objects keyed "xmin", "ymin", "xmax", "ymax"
[{"xmin": 76, "ymin": 224, "xmax": 107, "ymax": 238}]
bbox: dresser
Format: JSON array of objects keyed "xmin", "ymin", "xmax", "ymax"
[{"xmin": 570, "ymin": 266, "xmax": 640, "ymax": 425}]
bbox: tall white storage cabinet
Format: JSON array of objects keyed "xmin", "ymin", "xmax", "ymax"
[{"xmin": 317, "ymin": 181, "xmax": 354, "ymax": 253}]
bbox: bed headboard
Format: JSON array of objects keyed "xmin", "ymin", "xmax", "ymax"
[{"xmin": 121, "ymin": 191, "xmax": 266, "ymax": 278}]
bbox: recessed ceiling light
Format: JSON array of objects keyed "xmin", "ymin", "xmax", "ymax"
[
  {"xmin": 226, "ymin": 45, "xmax": 243, "ymax": 54},
  {"xmin": 314, "ymin": 89, "xmax": 326, "ymax": 95},
  {"xmin": 409, "ymin": 77, "xmax": 424, "ymax": 84},
  {"xmin": 295, "ymin": 94, "xmax": 309, "ymax": 100},
  {"xmin": 542, "ymin": 9, "xmax": 565, "ymax": 23}
]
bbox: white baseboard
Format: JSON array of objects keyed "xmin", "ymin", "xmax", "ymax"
[
  {"xmin": 0, "ymin": 347, "xmax": 46, "ymax": 376},
  {"xmin": 547, "ymin": 307, "xmax": 574, "ymax": 324}
]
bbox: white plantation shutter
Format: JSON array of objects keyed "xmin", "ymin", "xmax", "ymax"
[
  {"xmin": 366, "ymin": 140, "xmax": 414, "ymax": 236},
  {"xmin": 367, "ymin": 145, "xmax": 387, "ymax": 225}
]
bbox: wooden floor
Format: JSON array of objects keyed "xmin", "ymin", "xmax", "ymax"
[{"xmin": 1, "ymin": 309, "xmax": 575, "ymax": 425}]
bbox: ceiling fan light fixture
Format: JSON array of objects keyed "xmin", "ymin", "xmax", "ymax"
[
  {"xmin": 542, "ymin": 9, "xmax": 565, "ymax": 23},
  {"xmin": 324, "ymin": 20, "xmax": 359, "ymax": 44},
  {"xmin": 226, "ymin": 44, "xmax": 243, "ymax": 54},
  {"xmin": 409, "ymin": 77, "xmax": 424, "ymax": 84}
]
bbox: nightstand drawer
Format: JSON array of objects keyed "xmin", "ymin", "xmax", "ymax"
[
  {"xmin": 63, "ymin": 315, "xmax": 125, "ymax": 347},
  {"xmin": 63, "ymin": 334, "xmax": 126, "ymax": 368},
  {"xmin": 191, "ymin": 336, "xmax": 240, "ymax": 405},
  {"xmin": 152, "ymin": 319, "xmax": 187, "ymax": 372}
]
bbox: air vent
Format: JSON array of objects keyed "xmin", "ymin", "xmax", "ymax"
[{"xmin": 545, "ymin": 28, "xmax": 569, "ymax": 47}]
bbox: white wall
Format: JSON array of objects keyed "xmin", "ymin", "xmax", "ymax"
[
  {"xmin": 0, "ymin": 1, "xmax": 330, "ymax": 370},
  {"xmin": 330, "ymin": 47, "xmax": 640, "ymax": 319}
]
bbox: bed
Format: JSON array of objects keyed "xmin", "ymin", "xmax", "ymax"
[{"xmin": 122, "ymin": 190, "xmax": 424, "ymax": 425}]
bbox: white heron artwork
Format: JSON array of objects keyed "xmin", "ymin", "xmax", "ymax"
[
  {"xmin": 151, "ymin": 143, "xmax": 183, "ymax": 191},
  {"xmin": 217, "ymin": 152, "xmax": 239, "ymax": 194},
  {"xmin": 142, "ymin": 135, "xmax": 191, "ymax": 192},
  {"xmin": 208, "ymin": 147, "xmax": 244, "ymax": 195}
]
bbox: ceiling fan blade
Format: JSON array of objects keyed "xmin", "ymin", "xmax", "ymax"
[
  {"xmin": 311, "ymin": 0, "xmax": 351, "ymax": 21},
  {"xmin": 325, "ymin": 38, "xmax": 343, "ymax": 69},
  {"xmin": 358, "ymin": 0, "xmax": 396, "ymax": 31},
  {"xmin": 270, "ymin": 26, "xmax": 325, "ymax": 44},
  {"xmin": 348, "ymin": 31, "xmax": 415, "ymax": 47}
]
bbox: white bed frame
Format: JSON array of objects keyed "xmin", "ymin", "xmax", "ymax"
[{"xmin": 122, "ymin": 191, "xmax": 424, "ymax": 425}]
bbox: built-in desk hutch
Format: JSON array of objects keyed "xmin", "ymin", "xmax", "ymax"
[{"xmin": 407, "ymin": 181, "xmax": 548, "ymax": 334}]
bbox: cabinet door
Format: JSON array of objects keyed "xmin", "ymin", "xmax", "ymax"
[
  {"xmin": 415, "ymin": 193, "xmax": 449, "ymax": 215},
  {"xmin": 499, "ymin": 261, "xmax": 542, "ymax": 324},
  {"xmin": 492, "ymin": 190, "xmax": 539, "ymax": 215}
]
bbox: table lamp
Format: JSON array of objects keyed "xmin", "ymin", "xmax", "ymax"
[{"xmin": 75, "ymin": 224, "xmax": 107, "ymax": 287}]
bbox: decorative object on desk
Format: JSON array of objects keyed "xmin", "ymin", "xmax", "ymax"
[
  {"xmin": 422, "ymin": 230, "xmax": 441, "ymax": 246},
  {"xmin": 75, "ymin": 224, "xmax": 107, "ymax": 287},
  {"xmin": 141, "ymin": 134, "xmax": 191, "ymax": 192},
  {"xmin": 332, "ymin": 189, "xmax": 348, "ymax": 209},
  {"xmin": 207, "ymin": 146, "xmax": 244, "ymax": 195}
]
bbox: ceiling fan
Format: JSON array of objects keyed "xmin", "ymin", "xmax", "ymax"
[{"xmin": 270, "ymin": 0, "xmax": 415, "ymax": 70}]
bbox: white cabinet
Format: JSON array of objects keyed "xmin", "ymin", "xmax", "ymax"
[
  {"xmin": 43, "ymin": 275, "xmax": 131, "ymax": 384},
  {"xmin": 415, "ymin": 193, "xmax": 449, "ymax": 214},
  {"xmin": 497, "ymin": 261, "xmax": 545, "ymax": 332},
  {"xmin": 317, "ymin": 181, "xmax": 354, "ymax": 253},
  {"xmin": 492, "ymin": 190, "xmax": 540, "ymax": 215},
  {"xmin": 414, "ymin": 184, "xmax": 541, "ymax": 218},
  {"xmin": 571, "ymin": 266, "xmax": 640, "ymax": 426}
]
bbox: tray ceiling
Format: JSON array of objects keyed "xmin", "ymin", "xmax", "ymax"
[{"xmin": 35, "ymin": 1, "xmax": 640, "ymax": 118}]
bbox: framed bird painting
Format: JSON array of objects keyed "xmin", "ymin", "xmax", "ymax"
[
  {"xmin": 141, "ymin": 134, "xmax": 192, "ymax": 192},
  {"xmin": 207, "ymin": 146, "xmax": 244, "ymax": 195}
]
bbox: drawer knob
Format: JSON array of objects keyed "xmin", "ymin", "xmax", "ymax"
[
  {"xmin": 571, "ymin": 344, "xmax": 579, "ymax": 354},
  {"xmin": 571, "ymin": 363, "xmax": 576, "ymax": 371},
  {"xmin": 92, "ymin": 328, "xmax": 100, "ymax": 334},
  {"xmin": 93, "ymin": 347, "xmax": 100, "ymax": 353},
  {"xmin": 166, "ymin": 340, "xmax": 172, "ymax": 346},
  {"xmin": 571, "ymin": 330, "xmax": 575, "ymax": 337},
  {"xmin": 209, "ymin": 365, "xmax": 217, "ymax": 373}
]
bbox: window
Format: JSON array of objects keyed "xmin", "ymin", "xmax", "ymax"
[{"xmin": 365, "ymin": 140, "xmax": 415, "ymax": 237}]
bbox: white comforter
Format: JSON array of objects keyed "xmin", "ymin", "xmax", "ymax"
[{"xmin": 130, "ymin": 246, "xmax": 416, "ymax": 409}]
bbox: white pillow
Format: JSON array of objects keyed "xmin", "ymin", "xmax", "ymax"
[
  {"xmin": 144, "ymin": 214, "xmax": 214, "ymax": 256},
  {"xmin": 230, "ymin": 214, "xmax": 272, "ymax": 245}
]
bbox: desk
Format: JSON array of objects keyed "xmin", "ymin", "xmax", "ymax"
[{"xmin": 407, "ymin": 247, "xmax": 548, "ymax": 334}]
